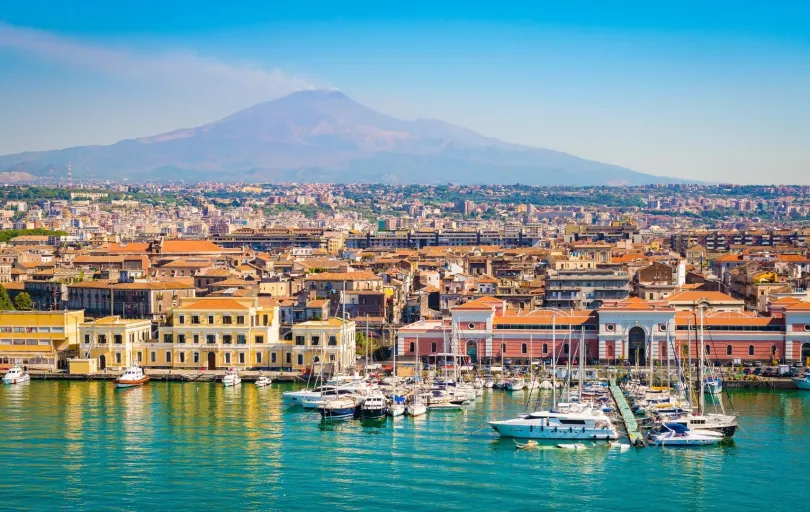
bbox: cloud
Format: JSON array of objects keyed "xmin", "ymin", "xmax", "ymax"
[{"xmin": 0, "ymin": 22, "xmax": 314, "ymax": 99}]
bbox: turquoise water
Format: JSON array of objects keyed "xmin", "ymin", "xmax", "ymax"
[{"xmin": 1, "ymin": 382, "xmax": 808, "ymax": 511}]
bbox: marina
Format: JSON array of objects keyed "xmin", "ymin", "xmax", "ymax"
[{"xmin": 2, "ymin": 379, "xmax": 810, "ymax": 510}]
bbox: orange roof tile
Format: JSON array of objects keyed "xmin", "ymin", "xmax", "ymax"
[
  {"xmin": 667, "ymin": 291, "xmax": 741, "ymax": 303},
  {"xmin": 175, "ymin": 298, "xmax": 252, "ymax": 311},
  {"xmin": 304, "ymin": 271, "xmax": 381, "ymax": 281},
  {"xmin": 452, "ymin": 296, "xmax": 504, "ymax": 310}
]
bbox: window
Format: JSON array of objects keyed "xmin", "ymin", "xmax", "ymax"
[
  {"xmin": 542, "ymin": 343, "xmax": 548, "ymax": 354},
  {"xmin": 237, "ymin": 316, "xmax": 245, "ymax": 325},
  {"xmin": 255, "ymin": 335, "xmax": 264, "ymax": 344},
  {"xmin": 193, "ymin": 352, "xmax": 199, "ymax": 364},
  {"xmin": 114, "ymin": 335, "xmax": 122, "ymax": 344},
  {"xmin": 193, "ymin": 334, "xmax": 200, "ymax": 344},
  {"xmin": 84, "ymin": 334, "xmax": 90, "ymax": 344},
  {"xmin": 521, "ymin": 343, "xmax": 527, "ymax": 354},
  {"xmin": 286, "ymin": 353, "xmax": 291, "ymax": 364},
  {"xmin": 179, "ymin": 352, "xmax": 185, "ymax": 363},
  {"xmin": 178, "ymin": 334, "xmax": 186, "ymax": 344},
  {"xmin": 297, "ymin": 354, "xmax": 303, "ymax": 365},
  {"xmin": 262, "ymin": 315, "xmax": 269, "ymax": 326},
  {"xmin": 328, "ymin": 336, "xmax": 337, "ymax": 346},
  {"xmin": 224, "ymin": 353, "xmax": 231, "ymax": 364},
  {"xmin": 223, "ymin": 335, "xmax": 232, "ymax": 344},
  {"xmin": 98, "ymin": 335, "xmax": 107, "ymax": 344},
  {"xmin": 748, "ymin": 345, "xmax": 754, "ymax": 356},
  {"xmin": 311, "ymin": 336, "xmax": 320, "ymax": 346},
  {"xmin": 409, "ymin": 342, "xmax": 415, "ymax": 352},
  {"xmin": 237, "ymin": 334, "xmax": 246, "ymax": 344},
  {"xmin": 726, "ymin": 345, "xmax": 733, "ymax": 356},
  {"xmin": 192, "ymin": 315, "xmax": 200, "ymax": 324},
  {"xmin": 564, "ymin": 344, "xmax": 569, "ymax": 355},
  {"xmin": 771, "ymin": 345, "xmax": 777, "ymax": 356},
  {"xmin": 431, "ymin": 342, "xmax": 437, "ymax": 352},
  {"xmin": 659, "ymin": 324, "xmax": 667, "ymax": 331},
  {"xmin": 223, "ymin": 316, "xmax": 232, "ymax": 325},
  {"xmin": 272, "ymin": 352, "xmax": 277, "ymax": 363},
  {"xmin": 705, "ymin": 345, "xmax": 711, "ymax": 355},
  {"xmin": 166, "ymin": 352, "xmax": 172, "ymax": 363},
  {"xmin": 805, "ymin": 324, "xmax": 810, "ymax": 332},
  {"xmin": 256, "ymin": 352, "xmax": 262, "ymax": 364},
  {"xmin": 208, "ymin": 315, "xmax": 214, "ymax": 324},
  {"xmin": 115, "ymin": 353, "xmax": 122, "ymax": 364},
  {"xmin": 179, "ymin": 315, "xmax": 185, "ymax": 325},
  {"xmin": 239, "ymin": 353, "xmax": 245, "ymax": 364},
  {"xmin": 295, "ymin": 336, "xmax": 305, "ymax": 346},
  {"xmin": 501, "ymin": 343, "xmax": 506, "ymax": 354},
  {"xmin": 164, "ymin": 334, "xmax": 173, "ymax": 344},
  {"xmin": 606, "ymin": 324, "xmax": 615, "ymax": 332},
  {"xmin": 137, "ymin": 352, "xmax": 143, "ymax": 363},
  {"xmin": 150, "ymin": 351, "xmax": 156, "ymax": 363},
  {"xmin": 468, "ymin": 322, "xmax": 476, "ymax": 329},
  {"xmin": 207, "ymin": 334, "xmax": 216, "ymax": 344}
]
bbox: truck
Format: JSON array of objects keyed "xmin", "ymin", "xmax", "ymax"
[{"xmin": 777, "ymin": 364, "xmax": 791, "ymax": 376}]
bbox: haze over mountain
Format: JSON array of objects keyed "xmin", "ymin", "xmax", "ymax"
[{"xmin": 0, "ymin": 90, "xmax": 682, "ymax": 185}]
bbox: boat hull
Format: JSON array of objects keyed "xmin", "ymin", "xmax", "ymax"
[
  {"xmin": 489, "ymin": 422, "xmax": 618, "ymax": 440},
  {"xmin": 319, "ymin": 407, "xmax": 356, "ymax": 420},
  {"xmin": 3, "ymin": 375, "xmax": 30, "ymax": 385},
  {"xmin": 360, "ymin": 408, "xmax": 387, "ymax": 419},
  {"xmin": 114, "ymin": 377, "xmax": 150, "ymax": 388},
  {"xmin": 406, "ymin": 404, "xmax": 427, "ymax": 416},
  {"xmin": 792, "ymin": 378, "xmax": 810, "ymax": 390}
]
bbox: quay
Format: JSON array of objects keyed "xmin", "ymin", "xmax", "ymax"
[
  {"xmin": 610, "ymin": 379, "xmax": 645, "ymax": 447},
  {"xmin": 28, "ymin": 369, "xmax": 307, "ymax": 383}
]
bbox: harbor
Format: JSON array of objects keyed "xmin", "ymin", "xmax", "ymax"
[{"xmin": 1, "ymin": 379, "xmax": 809, "ymax": 511}]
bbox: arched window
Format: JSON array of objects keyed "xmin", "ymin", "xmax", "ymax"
[
  {"xmin": 542, "ymin": 343, "xmax": 548, "ymax": 354},
  {"xmin": 748, "ymin": 345, "xmax": 754, "ymax": 356},
  {"xmin": 521, "ymin": 343, "xmax": 527, "ymax": 354},
  {"xmin": 501, "ymin": 343, "xmax": 506, "ymax": 354},
  {"xmin": 564, "ymin": 344, "xmax": 570, "ymax": 355},
  {"xmin": 726, "ymin": 345, "xmax": 733, "ymax": 356},
  {"xmin": 771, "ymin": 345, "xmax": 777, "ymax": 356},
  {"xmin": 431, "ymin": 342, "xmax": 437, "ymax": 353},
  {"xmin": 409, "ymin": 342, "xmax": 415, "ymax": 353},
  {"xmin": 705, "ymin": 345, "xmax": 711, "ymax": 355}
]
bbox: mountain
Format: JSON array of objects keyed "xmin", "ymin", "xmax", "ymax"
[{"xmin": 0, "ymin": 89, "xmax": 682, "ymax": 185}]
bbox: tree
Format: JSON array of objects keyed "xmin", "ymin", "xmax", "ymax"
[
  {"xmin": 0, "ymin": 285, "xmax": 14, "ymax": 311},
  {"xmin": 13, "ymin": 292, "xmax": 34, "ymax": 311},
  {"xmin": 355, "ymin": 331, "xmax": 381, "ymax": 359}
]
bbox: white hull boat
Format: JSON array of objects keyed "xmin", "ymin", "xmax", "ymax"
[
  {"xmin": 649, "ymin": 424, "xmax": 725, "ymax": 446},
  {"xmin": 255, "ymin": 376, "xmax": 272, "ymax": 387},
  {"xmin": 222, "ymin": 369, "xmax": 241, "ymax": 387},
  {"xmin": 406, "ymin": 402, "xmax": 427, "ymax": 417},
  {"xmin": 114, "ymin": 366, "xmax": 149, "ymax": 388},
  {"xmin": 489, "ymin": 405, "xmax": 618, "ymax": 440},
  {"xmin": 3, "ymin": 365, "xmax": 29, "ymax": 385}
]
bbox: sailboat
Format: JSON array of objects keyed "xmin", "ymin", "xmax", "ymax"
[
  {"xmin": 387, "ymin": 334, "xmax": 405, "ymax": 417},
  {"xmin": 406, "ymin": 332, "xmax": 427, "ymax": 416}
]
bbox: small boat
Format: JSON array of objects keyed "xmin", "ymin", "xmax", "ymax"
[
  {"xmin": 360, "ymin": 392, "xmax": 388, "ymax": 419},
  {"xmin": 484, "ymin": 378, "xmax": 495, "ymax": 389},
  {"xmin": 704, "ymin": 376, "xmax": 723, "ymax": 395},
  {"xmin": 649, "ymin": 423, "xmax": 725, "ymax": 447},
  {"xmin": 557, "ymin": 443, "xmax": 588, "ymax": 450},
  {"xmin": 114, "ymin": 365, "xmax": 149, "ymax": 388},
  {"xmin": 538, "ymin": 380, "xmax": 554, "ymax": 390},
  {"xmin": 609, "ymin": 440, "xmax": 631, "ymax": 452},
  {"xmin": 387, "ymin": 395, "xmax": 405, "ymax": 417},
  {"xmin": 406, "ymin": 401, "xmax": 427, "ymax": 417},
  {"xmin": 2, "ymin": 365, "xmax": 29, "ymax": 385},
  {"xmin": 792, "ymin": 371, "xmax": 810, "ymax": 390},
  {"xmin": 255, "ymin": 376, "xmax": 272, "ymax": 387},
  {"xmin": 515, "ymin": 439, "xmax": 540, "ymax": 450},
  {"xmin": 318, "ymin": 396, "xmax": 358, "ymax": 420},
  {"xmin": 222, "ymin": 368, "xmax": 241, "ymax": 387},
  {"xmin": 505, "ymin": 378, "xmax": 526, "ymax": 391}
]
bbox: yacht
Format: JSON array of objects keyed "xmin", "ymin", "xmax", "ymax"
[
  {"xmin": 360, "ymin": 392, "xmax": 388, "ymax": 419},
  {"xmin": 255, "ymin": 376, "xmax": 272, "ymax": 387},
  {"xmin": 3, "ymin": 365, "xmax": 29, "ymax": 385},
  {"xmin": 114, "ymin": 366, "xmax": 149, "ymax": 388},
  {"xmin": 505, "ymin": 378, "xmax": 526, "ymax": 391},
  {"xmin": 406, "ymin": 395, "xmax": 427, "ymax": 416},
  {"xmin": 318, "ymin": 396, "xmax": 359, "ymax": 420},
  {"xmin": 488, "ymin": 403, "xmax": 618, "ymax": 440},
  {"xmin": 659, "ymin": 411, "xmax": 738, "ymax": 437},
  {"xmin": 222, "ymin": 368, "xmax": 241, "ymax": 387},
  {"xmin": 387, "ymin": 395, "xmax": 405, "ymax": 417},
  {"xmin": 792, "ymin": 370, "xmax": 810, "ymax": 390},
  {"xmin": 648, "ymin": 423, "xmax": 725, "ymax": 446}
]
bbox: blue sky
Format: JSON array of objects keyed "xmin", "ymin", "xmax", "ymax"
[{"xmin": 1, "ymin": 1, "xmax": 809, "ymax": 183}]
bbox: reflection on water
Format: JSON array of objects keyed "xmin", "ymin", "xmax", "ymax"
[{"xmin": 0, "ymin": 382, "xmax": 808, "ymax": 511}]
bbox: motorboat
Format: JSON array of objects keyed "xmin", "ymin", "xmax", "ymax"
[
  {"xmin": 318, "ymin": 396, "xmax": 359, "ymax": 420},
  {"xmin": 360, "ymin": 392, "xmax": 388, "ymax": 419},
  {"xmin": 3, "ymin": 365, "xmax": 29, "ymax": 385},
  {"xmin": 557, "ymin": 443, "xmax": 588, "ymax": 450},
  {"xmin": 505, "ymin": 378, "xmax": 526, "ymax": 391},
  {"xmin": 114, "ymin": 365, "xmax": 149, "ymax": 388},
  {"xmin": 284, "ymin": 379, "xmax": 371, "ymax": 407},
  {"xmin": 792, "ymin": 370, "xmax": 810, "ymax": 390},
  {"xmin": 648, "ymin": 423, "xmax": 725, "ymax": 446},
  {"xmin": 255, "ymin": 376, "xmax": 272, "ymax": 387},
  {"xmin": 489, "ymin": 403, "xmax": 618, "ymax": 440},
  {"xmin": 659, "ymin": 412, "xmax": 738, "ymax": 437},
  {"xmin": 387, "ymin": 395, "xmax": 405, "ymax": 417},
  {"xmin": 704, "ymin": 376, "xmax": 723, "ymax": 395},
  {"xmin": 484, "ymin": 378, "xmax": 495, "ymax": 389},
  {"xmin": 222, "ymin": 368, "xmax": 241, "ymax": 387}
]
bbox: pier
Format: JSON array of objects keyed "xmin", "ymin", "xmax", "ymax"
[
  {"xmin": 28, "ymin": 369, "xmax": 307, "ymax": 383},
  {"xmin": 610, "ymin": 379, "xmax": 645, "ymax": 447}
]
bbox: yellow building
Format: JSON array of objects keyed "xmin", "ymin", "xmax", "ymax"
[
  {"xmin": 0, "ymin": 310, "xmax": 84, "ymax": 371},
  {"xmin": 289, "ymin": 318, "xmax": 356, "ymax": 373},
  {"xmin": 153, "ymin": 296, "xmax": 280, "ymax": 370},
  {"xmin": 79, "ymin": 316, "xmax": 152, "ymax": 370}
]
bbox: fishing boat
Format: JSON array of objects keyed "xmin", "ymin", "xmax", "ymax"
[
  {"xmin": 360, "ymin": 392, "xmax": 388, "ymax": 419},
  {"xmin": 318, "ymin": 396, "xmax": 359, "ymax": 420},
  {"xmin": 255, "ymin": 375, "xmax": 272, "ymax": 387},
  {"xmin": 114, "ymin": 365, "xmax": 149, "ymax": 388},
  {"xmin": 222, "ymin": 368, "xmax": 241, "ymax": 387},
  {"xmin": 648, "ymin": 423, "xmax": 725, "ymax": 446},
  {"xmin": 792, "ymin": 370, "xmax": 810, "ymax": 390},
  {"xmin": 2, "ymin": 365, "xmax": 29, "ymax": 385}
]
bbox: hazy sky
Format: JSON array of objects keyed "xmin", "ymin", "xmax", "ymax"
[{"xmin": 1, "ymin": 1, "xmax": 809, "ymax": 184}]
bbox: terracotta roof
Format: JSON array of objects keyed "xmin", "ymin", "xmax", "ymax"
[
  {"xmin": 73, "ymin": 255, "xmax": 125, "ymax": 264},
  {"xmin": 174, "ymin": 298, "xmax": 252, "ymax": 311},
  {"xmin": 161, "ymin": 240, "xmax": 225, "ymax": 253},
  {"xmin": 452, "ymin": 296, "xmax": 504, "ymax": 310},
  {"xmin": 494, "ymin": 310, "xmax": 596, "ymax": 326},
  {"xmin": 477, "ymin": 275, "xmax": 499, "ymax": 283},
  {"xmin": 601, "ymin": 297, "xmax": 674, "ymax": 311},
  {"xmin": 714, "ymin": 253, "xmax": 744, "ymax": 263},
  {"xmin": 785, "ymin": 302, "xmax": 810, "ymax": 311},
  {"xmin": 159, "ymin": 260, "xmax": 213, "ymax": 268},
  {"xmin": 674, "ymin": 310, "xmax": 782, "ymax": 327},
  {"xmin": 304, "ymin": 271, "xmax": 381, "ymax": 281},
  {"xmin": 667, "ymin": 291, "xmax": 741, "ymax": 303},
  {"xmin": 107, "ymin": 243, "xmax": 150, "ymax": 253}
]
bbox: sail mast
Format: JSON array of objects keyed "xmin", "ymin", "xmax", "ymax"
[{"xmin": 699, "ymin": 307, "xmax": 706, "ymax": 415}]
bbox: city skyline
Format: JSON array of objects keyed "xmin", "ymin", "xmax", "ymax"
[{"xmin": 1, "ymin": 2, "xmax": 810, "ymax": 184}]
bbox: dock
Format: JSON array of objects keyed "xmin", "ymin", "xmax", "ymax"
[
  {"xmin": 610, "ymin": 379, "xmax": 645, "ymax": 447},
  {"xmin": 28, "ymin": 369, "xmax": 307, "ymax": 383}
]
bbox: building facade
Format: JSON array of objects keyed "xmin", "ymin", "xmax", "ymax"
[{"xmin": 0, "ymin": 310, "xmax": 84, "ymax": 370}]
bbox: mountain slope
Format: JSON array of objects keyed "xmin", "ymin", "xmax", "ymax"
[{"xmin": 0, "ymin": 89, "xmax": 681, "ymax": 185}]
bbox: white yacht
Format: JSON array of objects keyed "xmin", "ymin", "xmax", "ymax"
[
  {"xmin": 255, "ymin": 375, "xmax": 272, "ymax": 387},
  {"xmin": 505, "ymin": 378, "xmax": 526, "ymax": 391},
  {"xmin": 318, "ymin": 396, "xmax": 359, "ymax": 420},
  {"xmin": 114, "ymin": 366, "xmax": 149, "ymax": 388},
  {"xmin": 489, "ymin": 403, "xmax": 618, "ymax": 440},
  {"xmin": 3, "ymin": 365, "xmax": 29, "ymax": 385},
  {"xmin": 648, "ymin": 423, "xmax": 725, "ymax": 446},
  {"xmin": 222, "ymin": 368, "xmax": 241, "ymax": 387},
  {"xmin": 360, "ymin": 392, "xmax": 388, "ymax": 419}
]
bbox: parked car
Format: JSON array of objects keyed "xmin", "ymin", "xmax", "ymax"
[
  {"xmin": 743, "ymin": 368, "xmax": 753, "ymax": 375},
  {"xmin": 789, "ymin": 369, "xmax": 801, "ymax": 378},
  {"xmin": 753, "ymin": 368, "xmax": 762, "ymax": 376},
  {"xmin": 743, "ymin": 361, "xmax": 753, "ymax": 368},
  {"xmin": 793, "ymin": 361, "xmax": 804, "ymax": 368},
  {"xmin": 762, "ymin": 368, "xmax": 775, "ymax": 377},
  {"xmin": 754, "ymin": 361, "xmax": 762, "ymax": 367}
]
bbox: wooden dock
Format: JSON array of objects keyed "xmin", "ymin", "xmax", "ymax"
[{"xmin": 610, "ymin": 380, "xmax": 645, "ymax": 447}]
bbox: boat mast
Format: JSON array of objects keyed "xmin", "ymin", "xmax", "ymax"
[
  {"xmin": 529, "ymin": 333, "xmax": 533, "ymax": 388},
  {"xmin": 649, "ymin": 328, "xmax": 655, "ymax": 387},
  {"xmin": 687, "ymin": 318, "xmax": 693, "ymax": 409},
  {"xmin": 699, "ymin": 307, "xmax": 705, "ymax": 416},
  {"xmin": 365, "ymin": 314, "xmax": 369, "ymax": 376},
  {"xmin": 552, "ymin": 315, "xmax": 557, "ymax": 408},
  {"xmin": 578, "ymin": 326, "xmax": 584, "ymax": 402},
  {"xmin": 666, "ymin": 323, "xmax": 671, "ymax": 391}
]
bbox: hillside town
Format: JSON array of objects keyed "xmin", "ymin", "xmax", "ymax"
[{"xmin": 1, "ymin": 182, "xmax": 810, "ymax": 373}]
